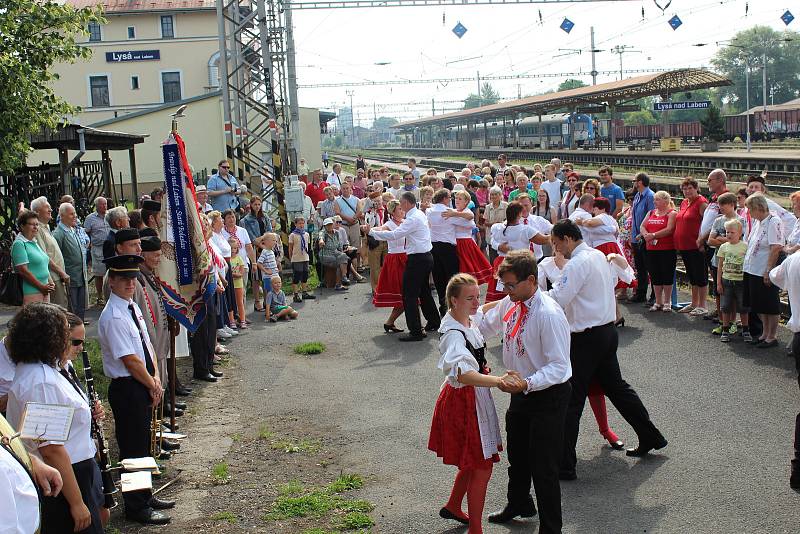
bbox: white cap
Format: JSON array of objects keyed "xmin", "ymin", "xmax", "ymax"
[
  {"xmin": 323, "ymin": 217, "xmax": 334, "ymax": 226},
  {"xmin": 452, "ymin": 184, "xmax": 466, "ymax": 191},
  {"xmin": 196, "ymin": 185, "xmax": 207, "ymax": 192}
]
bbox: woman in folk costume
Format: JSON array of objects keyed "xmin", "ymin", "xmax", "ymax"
[
  {"xmin": 428, "ymin": 274, "xmax": 505, "ymax": 533},
  {"xmin": 450, "ymin": 190, "xmax": 493, "ymax": 285},
  {"xmin": 485, "ymin": 202, "xmax": 547, "ymax": 303},
  {"xmin": 371, "ymin": 200, "xmax": 407, "ymax": 333}
]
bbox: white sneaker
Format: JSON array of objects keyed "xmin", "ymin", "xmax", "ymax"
[
  {"xmin": 678, "ymin": 305, "xmax": 695, "ymax": 313},
  {"xmin": 223, "ymin": 326, "xmax": 238, "ymax": 336},
  {"xmin": 689, "ymin": 307, "xmax": 708, "ymax": 316},
  {"xmin": 216, "ymin": 328, "xmax": 232, "ymax": 339}
]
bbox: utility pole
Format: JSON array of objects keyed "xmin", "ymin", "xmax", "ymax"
[
  {"xmin": 346, "ymin": 90, "xmax": 356, "ymax": 147},
  {"xmin": 745, "ymin": 59, "xmax": 751, "ymax": 152},
  {"xmin": 610, "ymin": 45, "xmax": 640, "ymax": 80},
  {"xmin": 432, "ymin": 97, "xmax": 435, "ymax": 116},
  {"xmin": 477, "ymin": 71, "xmax": 481, "ymax": 107},
  {"xmin": 590, "ymin": 26, "xmax": 598, "ymax": 85},
  {"xmin": 762, "ymin": 52, "xmax": 768, "ymax": 112}
]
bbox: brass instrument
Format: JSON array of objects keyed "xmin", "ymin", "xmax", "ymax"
[{"xmin": 149, "ymin": 396, "xmax": 164, "ymax": 474}]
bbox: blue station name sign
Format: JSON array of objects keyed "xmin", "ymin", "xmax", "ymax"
[
  {"xmin": 105, "ymin": 50, "xmax": 161, "ymax": 62},
  {"xmin": 653, "ymin": 101, "xmax": 711, "ymax": 111}
]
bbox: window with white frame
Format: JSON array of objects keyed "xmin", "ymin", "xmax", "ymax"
[
  {"xmin": 161, "ymin": 71, "xmax": 181, "ymax": 102},
  {"xmin": 89, "ymin": 76, "xmax": 110, "ymax": 107},
  {"xmin": 160, "ymin": 15, "xmax": 175, "ymax": 39}
]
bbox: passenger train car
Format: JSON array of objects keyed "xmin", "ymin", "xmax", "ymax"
[{"xmin": 443, "ymin": 113, "xmax": 595, "ymax": 148}]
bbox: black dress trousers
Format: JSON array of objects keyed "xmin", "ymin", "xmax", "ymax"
[
  {"xmin": 505, "ymin": 381, "xmax": 571, "ymax": 534},
  {"xmin": 402, "ymin": 252, "xmax": 439, "ymax": 335},
  {"xmin": 562, "ymin": 323, "xmax": 665, "ymax": 474},
  {"xmin": 431, "ymin": 241, "xmax": 460, "ymax": 315}
]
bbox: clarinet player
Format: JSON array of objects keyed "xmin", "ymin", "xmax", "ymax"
[{"xmin": 6, "ymin": 304, "xmax": 107, "ymax": 533}]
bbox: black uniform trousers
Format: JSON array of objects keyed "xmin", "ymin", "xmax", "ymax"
[
  {"xmin": 108, "ymin": 377, "xmax": 153, "ymax": 513},
  {"xmin": 431, "ymin": 241, "xmax": 460, "ymax": 315},
  {"xmin": 402, "ymin": 252, "xmax": 439, "ymax": 335},
  {"xmin": 190, "ymin": 296, "xmax": 217, "ymax": 378},
  {"xmin": 505, "ymin": 381, "xmax": 571, "ymax": 534},
  {"xmin": 41, "ymin": 458, "xmax": 104, "ymax": 534},
  {"xmin": 632, "ymin": 239, "xmax": 650, "ymax": 300},
  {"xmin": 791, "ymin": 332, "xmax": 800, "ymax": 481},
  {"xmin": 562, "ymin": 323, "xmax": 664, "ymax": 473}
]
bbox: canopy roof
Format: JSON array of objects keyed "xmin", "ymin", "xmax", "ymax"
[
  {"xmin": 395, "ymin": 68, "xmax": 731, "ymax": 130},
  {"xmin": 29, "ymin": 124, "xmax": 146, "ymax": 151}
]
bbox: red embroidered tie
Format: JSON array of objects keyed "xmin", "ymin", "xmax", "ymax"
[
  {"xmin": 523, "ymin": 218, "xmax": 534, "ymax": 252},
  {"xmin": 503, "ymin": 301, "xmax": 529, "ymax": 338}
]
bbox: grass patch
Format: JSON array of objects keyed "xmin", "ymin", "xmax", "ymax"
[
  {"xmin": 293, "ymin": 341, "xmax": 325, "ymax": 355},
  {"xmin": 257, "ymin": 425, "xmax": 274, "ymax": 440},
  {"xmin": 328, "ymin": 474, "xmax": 364, "ymax": 494},
  {"xmin": 231, "ymin": 433, "xmax": 243, "ymax": 442},
  {"xmin": 283, "ymin": 266, "xmax": 320, "ymax": 294},
  {"xmin": 280, "ymin": 480, "xmax": 304, "ymax": 496},
  {"xmin": 211, "ymin": 511, "xmax": 238, "ymax": 523},
  {"xmin": 270, "ymin": 438, "xmax": 321, "ymax": 454},
  {"xmin": 211, "ymin": 462, "xmax": 230, "ymax": 485},
  {"xmin": 336, "ymin": 511, "xmax": 374, "ymax": 529},
  {"xmin": 72, "ymin": 339, "xmax": 110, "ymax": 400}
]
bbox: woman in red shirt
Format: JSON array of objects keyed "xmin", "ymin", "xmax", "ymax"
[
  {"xmin": 640, "ymin": 191, "xmax": 678, "ymax": 311},
  {"xmin": 673, "ymin": 177, "xmax": 709, "ymax": 315}
]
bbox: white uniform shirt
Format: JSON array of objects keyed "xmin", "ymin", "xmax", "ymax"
[
  {"xmin": 569, "ymin": 207, "xmax": 593, "ymax": 246},
  {"xmin": 427, "ymin": 203, "xmax": 463, "ymax": 245},
  {"xmin": 98, "ymin": 293, "xmax": 155, "ymax": 379},
  {"xmin": 744, "ymin": 215, "xmax": 784, "ymax": 276},
  {"xmin": 489, "ymin": 223, "xmax": 539, "ymax": 256},
  {"xmin": 387, "ymin": 186, "xmax": 404, "ymax": 200},
  {"xmin": 437, "ymin": 312, "xmax": 502, "ymax": 459},
  {"xmin": 222, "ymin": 225, "xmax": 252, "ymax": 266},
  {"xmin": 7, "ymin": 362, "xmax": 96, "ymax": 463},
  {"xmin": 0, "ymin": 339, "xmax": 13, "ymax": 397},
  {"xmin": 522, "ymin": 214, "xmax": 552, "ymax": 260},
  {"xmin": 546, "ymin": 242, "xmax": 634, "ymax": 332},
  {"xmin": 582, "ymin": 213, "xmax": 619, "ymax": 247},
  {"xmin": 0, "ymin": 444, "xmax": 39, "ymax": 534},
  {"xmin": 370, "ymin": 207, "xmax": 432, "ymax": 254},
  {"xmin": 537, "ymin": 256, "xmax": 564, "ymax": 287},
  {"xmin": 475, "ymin": 291, "xmax": 572, "ymax": 393},
  {"xmin": 770, "ymin": 251, "xmax": 800, "ymax": 332},
  {"xmin": 384, "ymin": 220, "xmax": 407, "ymax": 254}
]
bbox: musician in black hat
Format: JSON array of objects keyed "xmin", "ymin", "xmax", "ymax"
[
  {"xmin": 141, "ymin": 200, "xmax": 161, "ymax": 231},
  {"xmin": 101, "ymin": 228, "xmax": 143, "ymax": 302},
  {"xmin": 98, "ymin": 254, "xmax": 173, "ymax": 525}
]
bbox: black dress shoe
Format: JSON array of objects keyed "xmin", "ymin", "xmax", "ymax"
[
  {"xmin": 126, "ymin": 508, "xmax": 171, "ymax": 525},
  {"xmin": 399, "ymin": 332, "xmax": 427, "ymax": 342},
  {"xmin": 160, "ymin": 439, "xmax": 181, "ymax": 451},
  {"xmin": 164, "ymin": 405, "xmax": 184, "ymax": 417},
  {"xmin": 439, "ymin": 507, "xmax": 469, "ymax": 525},
  {"xmin": 626, "ymin": 437, "xmax": 668, "ymax": 457},
  {"xmin": 162, "ymin": 422, "xmax": 179, "ymax": 432},
  {"xmin": 487, "ymin": 503, "xmax": 537, "ymax": 523},
  {"xmin": 609, "ymin": 439, "xmax": 625, "ymax": 451},
  {"xmin": 175, "ymin": 386, "xmax": 192, "ymax": 396},
  {"xmin": 423, "ymin": 322, "xmax": 440, "ymax": 332},
  {"xmin": 194, "ymin": 374, "xmax": 217, "ymax": 382},
  {"xmin": 157, "ymin": 450, "xmax": 172, "ymax": 460},
  {"xmin": 173, "ymin": 401, "xmax": 187, "ymax": 410},
  {"xmin": 150, "ymin": 496, "xmax": 176, "ymax": 510},
  {"xmin": 210, "ymin": 369, "xmax": 223, "ymax": 378},
  {"xmin": 559, "ymin": 470, "xmax": 578, "ymax": 481}
]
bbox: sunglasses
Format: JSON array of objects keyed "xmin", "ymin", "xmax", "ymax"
[
  {"xmin": 220, "ymin": 166, "xmax": 230, "ymax": 169},
  {"xmin": 71, "ymin": 339, "xmax": 85, "ymax": 347}
]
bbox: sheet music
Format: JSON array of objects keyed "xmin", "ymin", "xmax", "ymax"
[
  {"xmin": 121, "ymin": 471, "xmax": 153, "ymax": 492},
  {"xmin": 19, "ymin": 403, "xmax": 74, "ymax": 442},
  {"xmin": 120, "ymin": 457, "xmax": 159, "ymax": 471}
]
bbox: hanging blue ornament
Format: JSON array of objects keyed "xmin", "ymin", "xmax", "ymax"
[
  {"xmin": 781, "ymin": 10, "xmax": 794, "ymax": 26},
  {"xmin": 668, "ymin": 14, "xmax": 682, "ymax": 30},
  {"xmin": 452, "ymin": 21, "xmax": 467, "ymax": 39},
  {"xmin": 560, "ymin": 17, "xmax": 575, "ymax": 34}
]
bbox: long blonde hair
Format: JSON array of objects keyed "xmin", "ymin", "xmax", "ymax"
[{"xmin": 446, "ymin": 273, "xmax": 479, "ymax": 311}]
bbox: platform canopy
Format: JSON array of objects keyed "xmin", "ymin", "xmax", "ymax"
[{"xmin": 394, "ymin": 68, "xmax": 732, "ymax": 130}]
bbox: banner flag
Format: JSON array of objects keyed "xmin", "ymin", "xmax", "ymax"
[{"xmin": 159, "ymin": 132, "xmax": 213, "ymax": 332}]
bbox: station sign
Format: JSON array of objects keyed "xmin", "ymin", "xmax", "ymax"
[
  {"xmin": 615, "ymin": 104, "xmax": 641, "ymax": 112},
  {"xmin": 653, "ymin": 101, "xmax": 711, "ymax": 111},
  {"xmin": 105, "ymin": 50, "xmax": 161, "ymax": 62},
  {"xmin": 577, "ymin": 105, "xmax": 606, "ymax": 114}
]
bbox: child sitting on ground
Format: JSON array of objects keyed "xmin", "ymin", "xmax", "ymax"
[
  {"xmin": 229, "ymin": 237, "xmax": 248, "ymax": 329},
  {"xmin": 716, "ymin": 219, "xmax": 750, "ymax": 343},
  {"xmin": 265, "ymin": 275, "xmax": 298, "ymax": 322},
  {"xmin": 288, "ymin": 216, "xmax": 315, "ymax": 303}
]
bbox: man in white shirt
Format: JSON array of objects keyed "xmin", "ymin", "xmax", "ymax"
[
  {"xmin": 195, "ymin": 185, "xmax": 213, "ymax": 213},
  {"xmin": 548, "ymin": 220, "xmax": 667, "ymax": 480},
  {"xmin": 567, "ymin": 194, "xmax": 594, "ymax": 247},
  {"xmin": 540, "ymin": 164, "xmax": 563, "ymax": 209},
  {"xmin": 386, "ymin": 174, "xmax": 403, "ymax": 200},
  {"xmin": 769, "ymin": 250, "xmax": 800, "ymax": 489},
  {"xmin": 327, "ymin": 163, "xmax": 343, "ymax": 189},
  {"xmin": 369, "ymin": 192, "xmax": 439, "ymax": 341},
  {"xmin": 407, "ymin": 157, "xmax": 421, "ymax": 185},
  {"xmin": 476, "ymin": 250, "xmax": 572, "ymax": 532},
  {"xmin": 518, "ymin": 194, "xmax": 552, "ymax": 260},
  {"xmin": 427, "ymin": 189, "xmax": 468, "ymax": 316},
  {"xmin": 496, "ymin": 153, "xmax": 509, "ymax": 177}
]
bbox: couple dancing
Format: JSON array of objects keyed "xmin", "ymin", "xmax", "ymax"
[{"xmin": 428, "ymin": 220, "xmax": 667, "ymax": 533}]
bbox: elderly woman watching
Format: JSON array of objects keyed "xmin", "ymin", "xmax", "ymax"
[
  {"xmin": 743, "ymin": 193, "xmax": 785, "ymax": 348},
  {"xmin": 12, "ymin": 211, "xmax": 59, "ymax": 305}
]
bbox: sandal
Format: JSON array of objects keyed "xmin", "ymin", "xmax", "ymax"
[{"xmin": 649, "ymin": 304, "xmax": 661, "ymax": 312}]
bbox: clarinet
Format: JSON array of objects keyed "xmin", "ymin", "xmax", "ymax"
[{"xmin": 80, "ymin": 350, "xmax": 118, "ymax": 508}]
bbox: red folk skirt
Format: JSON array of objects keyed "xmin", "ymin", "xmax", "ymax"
[
  {"xmin": 595, "ymin": 241, "xmax": 637, "ymax": 290},
  {"xmin": 456, "ymin": 238, "xmax": 493, "ymax": 285},
  {"xmin": 428, "ymin": 383, "xmax": 500, "ymax": 470},
  {"xmin": 485, "ymin": 255, "xmax": 505, "ymax": 303},
  {"xmin": 372, "ymin": 252, "xmax": 406, "ymax": 308}
]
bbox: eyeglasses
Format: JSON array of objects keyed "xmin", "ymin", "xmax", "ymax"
[{"xmin": 70, "ymin": 339, "xmax": 84, "ymax": 347}]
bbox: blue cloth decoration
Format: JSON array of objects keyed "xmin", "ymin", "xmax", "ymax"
[
  {"xmin": 668, "ymin": 15, "xmax": 682, "ymax": 30},
  {"xmin": 452, "ymin": 22, "xmax": 467, "ymax": 39},
  {"xmin": 292, "ymin": 228, "xmax": 307, "ymax": 253},
  {"xmin": 560, "ymin": 18, "xmax": 574, "ymax": 34}
]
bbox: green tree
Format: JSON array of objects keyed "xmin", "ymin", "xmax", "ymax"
[
  {"xmin": 0, "ymin": 0, "xmax": 104, "ymax": 171},
  {"xmin": 464, "ymin": 82, "xmax": 500, "ymax": 109},
  {"xmin": 333, "ymin": 135, "xmax": 343, "ymax": 148},
  {"xmin": 624, "ymin": 110, "xmax": 657, "ymax": 126},
  {"xmin": 711, "ymin": 25, "xmax": 800, "ymax": 113},
  {"xmin": 372, "ymin": 116, "xmax": 398, "ymax": 130},
  {"xmin": 558, "ymin": 79, "xmax": 587, "ymax": 92},
  {"xmin": 700, "ymin": 105, "xmax": 726, "ymax": 141}
]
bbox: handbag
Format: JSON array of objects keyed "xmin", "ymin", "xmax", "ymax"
[{"xmin": 0, "ymin": 251, "xmax": 22, "ymax": 306}]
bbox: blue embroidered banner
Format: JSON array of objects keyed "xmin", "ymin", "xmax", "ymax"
[{"xmin": 162, "ymin": 142, "xmax": 193, "ymax": 285}]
